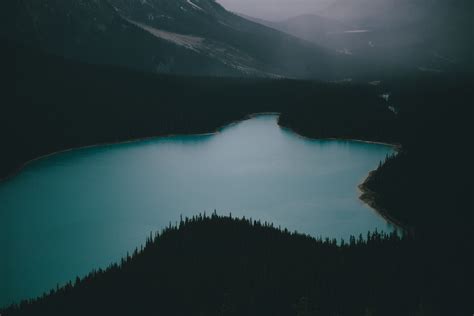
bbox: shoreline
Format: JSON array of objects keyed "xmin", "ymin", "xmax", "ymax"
[
  {"xmin": 0, "ymin": 112, "xmax": 280, "ymax": 183},
  {"xmin": 0, "ymin": 134, "xmax": 214, "ymax": 184},
  {"xmin": 0, "ymin": 121, "xmax": 237, "ymax": 184},
  {"xmin": 0, "ymin": 112, "xmax": 406, "ymax": 232},
  {"xmin": 276, "ymin": 119, "xmax": 401, "ymax": 151},
  {"xmin": 277, "ymin": 120, "xmax": 406, "ymax": 231},
  {"xmin": 358, "ymin": 170, "xmax": 410, "ymax": 233}
]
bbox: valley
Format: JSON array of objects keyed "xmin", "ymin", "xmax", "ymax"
[{"xmin": 1, "ymin": 0, "xmax": 472, "ymax": 314}]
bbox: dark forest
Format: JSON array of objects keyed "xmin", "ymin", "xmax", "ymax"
[{"xmin": 1, "ymin": 3, "xmax": 473, "ymax": 311}]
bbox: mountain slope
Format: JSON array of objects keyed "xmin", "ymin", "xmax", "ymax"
[
  {"xmin": 242, "ymin": 13, "xmax": 348, "ymax": 45},
  {"xmin": 107, "ymin": 0, "xmax": 348, "ymax": 78},
  {"xmin": 2, "ymin": 0, "xmax": 244, "ymax": 76},
  {"xmin": 3, "ymin": 215, "xmax": 471, "ymax": 315},
  {"xmin": 1, "ymin": 0, "xmax": 353, "ymax": 79},
  {"xmin": 246, "ymin": 0, "xmax": 473, "ymax": 74},
  {"xmin": 316, "ymin": 0, "xmax": 474, "ymax": 72}
]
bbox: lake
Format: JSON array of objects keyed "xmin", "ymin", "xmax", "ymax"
[{"xmin": 0, "ymin": 114, "xmax": 395, "ymax": 307}]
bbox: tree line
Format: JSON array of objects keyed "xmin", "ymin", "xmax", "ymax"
[{"xmin": 4, "ymin": 213, "xmax": 469, "ymax": 316}]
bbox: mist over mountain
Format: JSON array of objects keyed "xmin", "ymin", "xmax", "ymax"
[
  {"xmin": 241, "ymin": 14, "xmax": 348, "ymax": 49},
  {"xmin": 3, "ymin": 0, "xmax": 470, "ymax": 79},
  {"xmin": 243, "ymin": 0, "xmax": 473, "ymax": 74},
  {"xmin": 217, "ymin": 0, "xmax": 333, "ymax": 21}
]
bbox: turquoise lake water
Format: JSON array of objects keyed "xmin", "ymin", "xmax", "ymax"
[{"xmin": 0, "ymin": 114, "xmax": 395, "ymax": 306}]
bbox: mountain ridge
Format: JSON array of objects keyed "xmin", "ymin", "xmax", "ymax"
[
  {"xmin": 2, "ymin": 0, "xmax": 353, "ymax": 79},
  {"xmin": 239, "ymin": 0, "xmax": 473, "ymax": 74}
]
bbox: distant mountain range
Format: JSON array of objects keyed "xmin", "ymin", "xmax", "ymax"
[
  {"xmin": 243, "ymin": 0, "xmax": 473, "ymax": 73},
  {"xmin": 2, "ymin": 0, "xmax": 471, "ymax": 79},
  {"xmin": 2, "ymin": 0, "xmax": 362, "ymax": 79}
]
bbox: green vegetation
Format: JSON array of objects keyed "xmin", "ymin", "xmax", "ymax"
[
  {"xmin": 1, "ymin": 39, "xmax": 472, "ymax": 315},
  {"xmin": 280, "ymin": 73, "xmax": 473, "ymax": 237},
  {"xmin": 278, "ymin": 74, "xmax": 473, "ymax": 315},
  {"xmin": 3, "ymin": 213, "xmax": 469, "ymax": 316},
  {"xmin": 0, "ymin": 40, "xmax": 392, "ymax": 180}
]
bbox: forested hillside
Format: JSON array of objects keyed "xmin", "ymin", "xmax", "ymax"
[
  {"xmin": 1, "ymin": 35, "xmax": 472, "ymax": 315},
  {"xmin": 2, "ymin": 214, "xmax": 471, "ymax": 316},
  {"xmin": 280, "ymin": 73, "xmax": 473, "ymax": 238},
  {"xmin": 0, "ymin": 40, "xmax": 393, "ymax": 180}
]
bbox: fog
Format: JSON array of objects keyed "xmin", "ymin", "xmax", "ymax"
[
  {"xmin": 217, "ymin": 0, "xmax": 473, "ymax": 73},
  {"xmin": 216, "ymin": 0, "xmax": 332, "ymax": 21}
]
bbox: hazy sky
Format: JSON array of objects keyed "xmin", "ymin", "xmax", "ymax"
[{"xmin": 216, "ymin": 0, "xmax": 332, "ymax": 21}]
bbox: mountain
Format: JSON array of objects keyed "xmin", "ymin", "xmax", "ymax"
[
  {"xmin": 1, "ymin": 0, "xmax": 357, "ymax": 79},
  {"xmin": 242, "ymin": 14, "xmax": 348, "ymax": 45},
  {"xmin": 246, "ymin": 0, "xmax": 473, "ymax": 73},
  {"xmin": 318, "ymin": 0, "xmax": 473, "ymax": 71}
]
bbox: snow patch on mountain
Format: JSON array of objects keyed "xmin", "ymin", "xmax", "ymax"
[
  {"xmin": 125, "ymin": 18, "xmax": 283, "ymax": 78},
  {"xmin": 127, "ymin": 19, "xmax": 204, "ymax": 52},
  {"xmin": 186, "ymin": 0, "xmax": 204, "ymax": 12}
]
